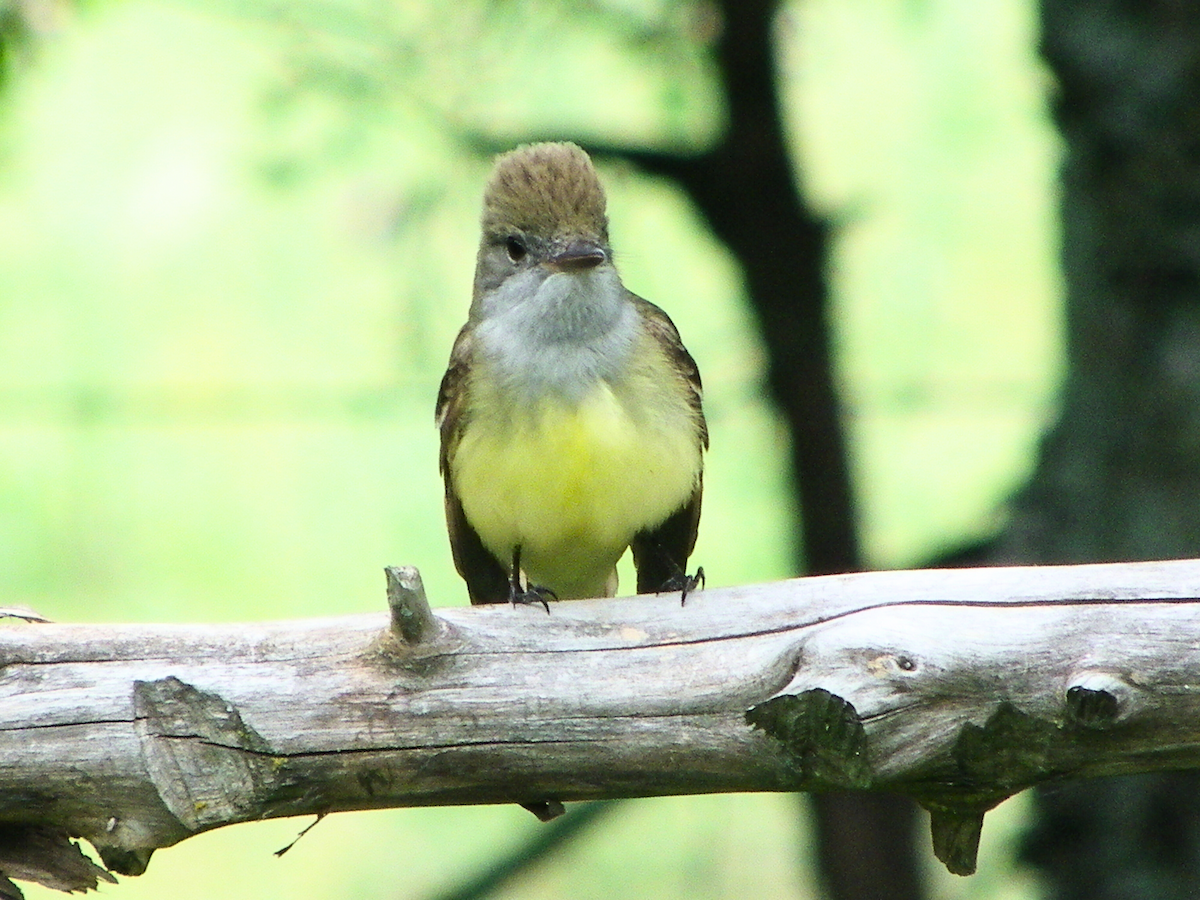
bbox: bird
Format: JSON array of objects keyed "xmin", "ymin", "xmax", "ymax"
[{"xmin": 436, "ymin": 142, "xmax": 707, "ymax": 609}]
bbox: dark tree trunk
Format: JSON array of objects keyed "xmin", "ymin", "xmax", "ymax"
[
  {"xmin": 996, "ymin": 1, "xmax": 1200, "ymax": 897},
  {"xmin": 998, "ymin": 0, "xmax": 1200, "ymax": 566}
]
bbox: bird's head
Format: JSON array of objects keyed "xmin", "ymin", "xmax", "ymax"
[{"xmin": 472, "ymin": 143, "xmax": 615, "ymax": 307}]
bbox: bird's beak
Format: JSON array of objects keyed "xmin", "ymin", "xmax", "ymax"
[{"xmin": 544, "ymin": 240, "xmax": 606, "ymax": 273}]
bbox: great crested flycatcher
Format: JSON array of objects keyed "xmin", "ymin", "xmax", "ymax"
[{"xmin": 437, "ymin": 142, "xmax": 707, "ymax": 607}]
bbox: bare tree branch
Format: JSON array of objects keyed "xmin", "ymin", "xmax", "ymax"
[{"xmin": 6, "ymin": 559, "xmax": 1200, "ymax": 894}]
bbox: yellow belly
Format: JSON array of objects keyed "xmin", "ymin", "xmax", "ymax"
[{"xmin": 452, "ymin": 379, "xmax": 701, "ymax": 599}]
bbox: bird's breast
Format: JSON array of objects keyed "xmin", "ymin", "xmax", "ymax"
[{"xmin": 450, "ymin": 357, "xmax": 702, "ymax": 598}]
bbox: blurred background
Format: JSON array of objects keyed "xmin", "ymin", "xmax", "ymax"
[{"xmin": 0, "ymin": 0, "xmax": 1071, "ymax": 897}]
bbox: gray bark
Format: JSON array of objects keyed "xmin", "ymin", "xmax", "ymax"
[{"xmin": 5, "ymin": 561, "xmax": 1200, "ymax": 894}]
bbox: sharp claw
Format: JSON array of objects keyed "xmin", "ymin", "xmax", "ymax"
[
  {"xmin": 507, "ymin": 545, "xmax": 556, "ymax": 613},
  {"xmin": 510, "ymin": 584, "xmax": 557, "ymax": 613},
  {"xmin": 655, "ymin": 565, "xmax": 705, "ymax": 605},
  {"xmin": 679, "ymin": 566, "xmax": 705, "ymax": 605}
]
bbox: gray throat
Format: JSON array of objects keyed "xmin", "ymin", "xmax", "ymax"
[{"xmin": 475, "ymin": 268, "xmax": 638, "ymax": 404}]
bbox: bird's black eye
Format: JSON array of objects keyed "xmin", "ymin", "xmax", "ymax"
[{"xmin": 504, "ymin": 236, "xmax": 527, "ymax": 263}]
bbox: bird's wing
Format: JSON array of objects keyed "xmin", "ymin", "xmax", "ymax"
[
  {"xmin": 444, "ymin": 489, "xmax": 511, "ymax": 605},
  {"xmin": 630, "ymin": 293, "xmax": 708, "ymax": 451},
  {"xmin": 630, "ymin": 483, "xmax": 704, "ymax": 594},
  {"xmin": 436, "ymin": 324, "xmax": 511, "ymax": 605},
  {"xmin": 627, "ymin": 292, "xmax": 707, "ymax": 591},
  {"xmin": 435, "ymin": 323, "xmax": 474, "ymax": 475}
]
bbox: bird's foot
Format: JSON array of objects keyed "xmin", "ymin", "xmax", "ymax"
[
  {"xmin": 660, "ymin": 566, "xmax": 705, "ymax": 605},
  {"xmin": 508, "ymin": 545, "xmax": 556, "ymax": 612},
  {"xmin": 509, "ymin": 581, "xmax": 557, "ymax": 613}
]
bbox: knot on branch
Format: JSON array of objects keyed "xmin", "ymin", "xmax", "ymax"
[
  {"xmin": 922, "ymin": 700, "xmax": 1092, "ymax": 876},
  {"xmin": 915, "ymin": 702, "xmax": 1060, "ymax": 875},
  {"xmin": 1065, "ymin": 672, "xmax": 1131, "ymax": 727},
  {"xmin": 744, "ymin": 689, "xmax": 872, "ymax": 789},
  {"xmin": 955, "ymin": 702, "xmax": 1057, "ymax": 790},
  {"xmin": 125, "ymin": 677, "xmax": 282, "ymax": 874}
]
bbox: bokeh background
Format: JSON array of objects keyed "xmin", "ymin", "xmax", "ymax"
[{"xmin": 2, "ymin": 0, "xmax": 1058, "ymax": 897}]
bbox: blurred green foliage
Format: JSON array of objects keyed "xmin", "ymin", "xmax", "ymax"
[{"xmin": 0, "ymin": 0, "xmax": 1056, "ymax": 897}]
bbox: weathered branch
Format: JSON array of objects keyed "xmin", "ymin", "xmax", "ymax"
[{"xmin": 5, "ymin": 559, "xmax": 1200, "ymax": 893}]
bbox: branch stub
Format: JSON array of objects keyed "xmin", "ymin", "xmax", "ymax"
[{"xmin": 385, "ymin": 566, "xmax": 439, "ymax": 646}]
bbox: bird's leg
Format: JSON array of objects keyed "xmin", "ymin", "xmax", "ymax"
[
  {"xmin": 660, "ymin": 565, "xmax": 705, "ymax": 606},
  {"xmin": 508, "ymin": 546, "xmax": 557, "ymax": 613},
  {"xmin": 638, "ymin": 534, "xmax": 705, "ymax": 605}
]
